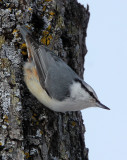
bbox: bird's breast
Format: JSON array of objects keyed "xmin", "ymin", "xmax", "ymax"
[{"xmin": 24, "ymin": 64, "xmax": 93, "ymax": 112}]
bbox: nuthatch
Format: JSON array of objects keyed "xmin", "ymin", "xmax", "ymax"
[{"xmin": 19, "ymin": 26, "xmax": 110, "ymax": 112}]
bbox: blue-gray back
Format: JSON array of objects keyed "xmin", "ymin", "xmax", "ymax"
[{"xmin": 27, "ymin": 36, "xmax": 79, "ymax": 100}]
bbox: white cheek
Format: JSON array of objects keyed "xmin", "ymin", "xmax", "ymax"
[{"xmin": 70, "ymin": 82, "xmax": 90, "ymax": 100}]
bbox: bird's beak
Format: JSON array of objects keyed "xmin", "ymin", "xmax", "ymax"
[{"xmin": 97, "ymin": 102, "xmax": 110, "ymax": 110}]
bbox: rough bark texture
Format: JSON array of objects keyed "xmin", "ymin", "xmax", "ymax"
[{"xmin": 0, "ymin": 0, "xmax": 90, "ymax": 159}]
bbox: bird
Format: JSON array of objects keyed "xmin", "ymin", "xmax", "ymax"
[{"xmin": 19, "ymin": 26, "xmax": 110, "ymax": 112}]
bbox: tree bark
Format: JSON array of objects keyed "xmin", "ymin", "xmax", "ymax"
[{"xmin": 0, "ymin": 0, "xmax": 90, "ymax": 159}]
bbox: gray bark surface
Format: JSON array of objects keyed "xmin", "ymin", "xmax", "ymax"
[{"xmin": 0, "ymin": 0, "xmax": 90, "ymax": 159}]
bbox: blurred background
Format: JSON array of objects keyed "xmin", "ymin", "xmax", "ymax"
[{"xmin": 77, "ymin": 0, "xmax": 127, "ymax": 160}]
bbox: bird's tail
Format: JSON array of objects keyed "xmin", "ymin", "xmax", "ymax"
[
  {"xmin": 19, "ymin": 26, "xmax": 38, "ymax": 62},
  {"xmin": 19, "ymin": 26, "xmax": 32, "ymax": 41}
]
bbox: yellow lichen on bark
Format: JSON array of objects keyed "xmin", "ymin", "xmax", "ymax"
[{"xmin": 0, "ymin": 35, "xmax": 5, "ymax": 49}]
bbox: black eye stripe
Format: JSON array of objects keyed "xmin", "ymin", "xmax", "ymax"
[{"xmin": 74, "ymin": 78, "xmax": 101, "ymax": 104}]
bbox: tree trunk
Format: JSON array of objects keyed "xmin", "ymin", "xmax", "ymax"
[{"xmin": 0, "ymin": 0, "xmax": 90, "ymax": 159}]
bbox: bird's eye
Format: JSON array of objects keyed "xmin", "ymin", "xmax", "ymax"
[{"xmin": 83, "ymin": 82, "xmax": 98, "ymax": 100}]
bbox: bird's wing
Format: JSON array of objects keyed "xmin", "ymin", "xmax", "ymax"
[
  {"xmin": 25, "ymin": 35, "xmax": 78, "ymax": 101},
  {"xmin": 25, "ymin": 35, "xmax": 47, "ymax": 87},
  {"xmin": 19, "ymin": 26, "xmax": 79, "ymax": 100},
  {"xmin": 44, "ymin": 56, "xmax": 78, "ymax": 101}
]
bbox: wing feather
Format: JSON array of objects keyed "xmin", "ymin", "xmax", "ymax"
[{"xmin": 26, "ymin": 36, "xmax": 78, "ymax": 100}]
